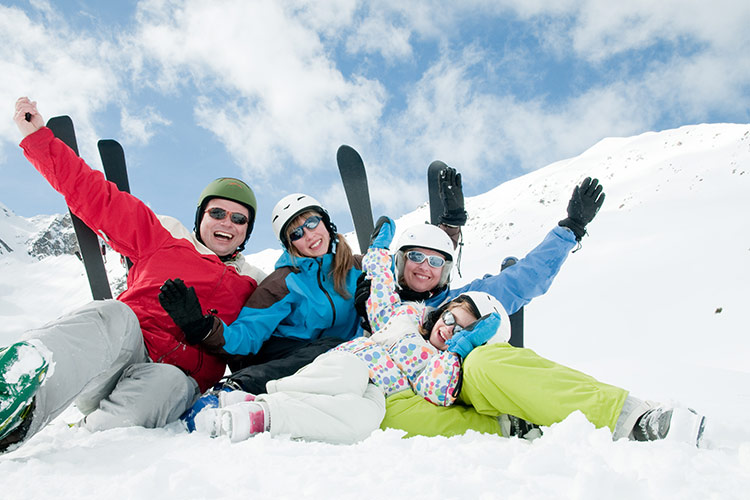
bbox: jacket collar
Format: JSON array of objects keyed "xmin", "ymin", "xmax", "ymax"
[{"xmin": 275, "ymin": 250, "xmax": 334, "ymax": 271}]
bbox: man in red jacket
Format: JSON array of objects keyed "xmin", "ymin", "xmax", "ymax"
[{"xmin": 0, "ymin": 97, "xmax": 265, "ymax": 453}]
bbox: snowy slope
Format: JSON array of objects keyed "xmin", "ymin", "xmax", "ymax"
[{"xmin": 0, "ymin": 124, "xmax": 749, "ymax": 499}]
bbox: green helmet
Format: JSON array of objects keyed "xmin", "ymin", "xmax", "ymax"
[{"xmin": 194, "ymin": 177, "xmax": 257, "ymax": 253}]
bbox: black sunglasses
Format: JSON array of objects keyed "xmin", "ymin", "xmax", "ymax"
[
  {"xmin": 289, "ymin": 215, "xmax": 323, "ymax": 242},
  {"xmin": 441, "ymin": 310, "xmax": 466, "ymax": 334},
  {"xmin": 406, "ymin": 250, "xmax": 446, "ymax": 268},
  {"xmin": 205, "ymin": 207, "xmax": 249, "ymax": 225}
]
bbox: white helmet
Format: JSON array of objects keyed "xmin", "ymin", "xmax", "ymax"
[
  {"xmin": 453, "ymin": 291, "xmax": 511, "ymax": 344},
  {"xmin": 271, "ymin": 193, "xmax": 334, "ymax": 249},
  {"xmin": 395, "ymin": 223, "xmax": 455, "ymax": 287}
]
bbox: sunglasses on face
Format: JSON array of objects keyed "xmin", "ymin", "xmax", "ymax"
[
  {"xmin": 441, "ymin": 310, "xmax": 466, "ymax": 334},
  {"xmin": 205, "ymin": 207, "xmax": 249, "ymax": 225},
  {"xmin": 406, "ymin": 250, "xmax": 446, "ymax": 268},
  {"xmin": 289, "ymin": 215, "xmax": 323, "ymax": 242}
]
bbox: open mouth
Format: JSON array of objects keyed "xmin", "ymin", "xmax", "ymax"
[
  {"xmin": 214, "ymin": 231, "xmax": 233, "ymax": 241},
  {"xmin": 438, "ymin": 329, "xmax": 450, "ymax": 343}
]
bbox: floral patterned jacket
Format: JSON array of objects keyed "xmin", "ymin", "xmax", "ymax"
[{"xmin": 334, "ymin": 248, "xmax": 461, "ymax": 406}]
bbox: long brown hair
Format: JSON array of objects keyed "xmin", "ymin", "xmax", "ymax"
[{"xmin": 286, "ymin": 210, "xmax": 355, "ymax": 299}]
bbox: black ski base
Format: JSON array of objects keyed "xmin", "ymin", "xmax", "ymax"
[
  {"xmin": 46, "ymin": 117, "xmax": 133, "ymax": 300},
  {"xmin": 336, "ymin": 145, "xmax": 374, "ymax": 252},
  {"xmin": 427, "ymin": 160, "xmax": 448, "ymax": 225},
  {"xmin": 501, "ymin": 256, "xmax": 524, "ymax": 348},
  {"xmin": 47, "ymin": 116, "xmax": 112, "ymax": 301}
]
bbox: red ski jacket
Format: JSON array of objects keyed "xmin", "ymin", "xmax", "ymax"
[{"xmin": 21, "ymin": 127, "xmax": 259, "ymax": 391}]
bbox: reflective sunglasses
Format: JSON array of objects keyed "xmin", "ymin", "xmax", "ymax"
[
  {"xmin": 289, "ymin": 215, "xmax": 323, "ymax": 242},
  {"xmin": 205, "ymin": 207, "xmax": 249, "ymax": 225},
  {"xmin": 441, "ymin": 310, "xmax": 465, "ymax": 334},
  {"xmin": 406, "ymin": 250, "xmax": 446, "ymax": 268}
]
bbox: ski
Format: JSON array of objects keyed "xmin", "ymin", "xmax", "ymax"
[
  {"xmin": 500, "ymin": 256, "xmax": 524, "ymax": 348},
  {"xmin": 427, "ymin": 160, "xmax": 448, "ymax": 225},
  {"xmin": 98, "ymin": 140, "xmax": 131, "ymax": 194},
  {"xmin": 97, "ymin": 139, "xmax": 133, "ymax": 270},
  {"xmin": 429, "ymin": 160, "xmax": 525, "ymax": 346},
  {"xmin": 46, "ymin": 116, "xmax": 112, "ymax": 300},
  {"xmin": 336, "ymin": 145, "xmax": 374, "ymax": 252}
]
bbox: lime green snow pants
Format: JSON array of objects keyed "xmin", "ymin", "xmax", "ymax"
[{"xmin": 381, "ymin": 343, "xmax": 629, "ymax": 438}]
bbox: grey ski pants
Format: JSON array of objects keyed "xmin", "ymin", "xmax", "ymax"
[{"xmin": 21, "ymin": 300, "xmax": 199, "ymax": 438}]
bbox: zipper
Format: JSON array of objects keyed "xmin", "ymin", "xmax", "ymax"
[{"xmin": 316, "ymin": 258, "xmax": 336, "ymax": 329}]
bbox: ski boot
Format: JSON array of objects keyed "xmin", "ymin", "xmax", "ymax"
[
  {"xmin": 632, "ymin": 406, "xmax": 706, "ymax": 447},
  {"xmin": 0, "ymin": 341, "xmax": 50, "ymax": 451},
  {"xmin": 180, "ymin": 385, "xmax": 256, "ymax": 432},
  {"xmin": 194, "ymin": 401, "xmax": 270, "ymax": 442},
  {"xmin": 499, "ymin": 414, "xmax": 542, "ymax": 440}
]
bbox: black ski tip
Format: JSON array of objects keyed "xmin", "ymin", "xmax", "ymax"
[
  {"xmin": 428, "ymin": 160, "xmax": 449, "ymax": 171},
  {"xmin": 337, "ymin": 144, "xmax": 361, "ymax": 162},
  {"xmin": 46, "ymin": 115, "xmax": 79, "ymax": 155},
  {"xmin": 97, "ymin": 138, "xmax": 125, "ymax": 151}
]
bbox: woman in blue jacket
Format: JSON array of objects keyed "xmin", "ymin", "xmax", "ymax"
[{"xmin": 160, "ymin": 193, "xmax": 364, "ymax": 396}]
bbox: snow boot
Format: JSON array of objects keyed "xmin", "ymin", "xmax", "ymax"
[
  {"xmin": 499, "ymin": 414, "xmax": 542, "ymax": 440},
  {"xmin": 194, "ymin": 401, "xmax": 269, "ymax": 443},
  {"xmin": 218, "ymin": 389, "xmax": 256, "ymax": 407},
  {"xmin": 181, "ymin": 387, "xmax": 257, "ymax": 432},
  {"xmin": 632, "ymin": 407, "xmax": 706, "ymax": 447},
  {"xmin": 0, "ymin": 341, "xmax": 50, "ymax": 448}
]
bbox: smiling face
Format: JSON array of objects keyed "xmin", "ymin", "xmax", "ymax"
[
  {"xmin": 401, "ymin": 246, "xmax": 445, "ymax": 293},
  {"xmin": 289, "ymin": 211, "xmax": 330, "ymax": 258},
  {"xmin": 199, "ymin": 198, "xmax": 250, "ymax": 257},
  {"xmin": 428, "ymin": 302, "xmax": 478, "ymax": 351}
]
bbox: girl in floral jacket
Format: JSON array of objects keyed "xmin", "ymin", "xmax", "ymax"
[{"xmin": 190, "ymin": 217, "xmax": 505, "ymax": 444}]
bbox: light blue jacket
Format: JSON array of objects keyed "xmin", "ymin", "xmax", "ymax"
[
  {"xmin": 427, "ymin": 225, "xmax": 577, "ymax": 313},
  {"xmin": 214, "ymin": 251, "xmax": 362, "ymax": 356}
]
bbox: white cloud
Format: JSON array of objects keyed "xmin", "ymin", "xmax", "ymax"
[
  {"xmin": 2, "ymin": 0, "xmax": 748, "ymax": 218},
  {"xmin": 120, "ymin": 106, "xmax": 172, "ymax": 145},
  {"xmin": 345, "ymin": 12, "xmax": 413, "ymax": 60},
  {"xmin": 130, "ymin": 0, "xmax": 387, "ymax": 178},
  {"xmin": 0, "ymin": 3, "xmax": 120, "ymax": 164},
  {"xmin": 280, "ymin": 0, "xmax": 357, "ymax": 38},
  {"xmin": 377, "ymin": 46, "xmax": 655, "ymax": 196}
]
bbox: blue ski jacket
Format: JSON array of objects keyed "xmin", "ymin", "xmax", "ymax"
[
  {"xmin": 203, "ymin": 250, "xmax": 363, "ymax": 357},
  {"xmin": 426, "ymin": 226, "xmax": 577, "ymax": 314}
]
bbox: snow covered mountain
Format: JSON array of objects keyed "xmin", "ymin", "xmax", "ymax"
[
  {"xmin": 1, "ymin": 123, "xmax": 749, "ymax": 499},
  {"xmin": 0, "ymin": 202, "xmax": 75, "ymax": 258}
]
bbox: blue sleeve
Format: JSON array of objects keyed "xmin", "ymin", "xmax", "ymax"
[
  {"xmin": 219, "ymin": 297, "xmax": 295, "ymax": 355},
  {"xmin": 444, "ymin": 226, "xmax": 576, "ymax": 315}
]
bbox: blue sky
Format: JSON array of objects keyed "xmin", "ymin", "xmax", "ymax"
[{"xmin": 1, "ymin": 0, "xmax": 748, "ymax": 251}]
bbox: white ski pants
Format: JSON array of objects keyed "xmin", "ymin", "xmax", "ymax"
[
  {"xmin": 260, "ymin": 350, "xmax": 386, "ymax": 444},
  {"xmin": 21, "ymin": 300, "xmax": 199, "ymax": 438}
]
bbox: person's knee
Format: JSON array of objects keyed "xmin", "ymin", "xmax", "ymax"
[
  {"xmin": 461, "ymin": 344, "xmax": 497, "ymax": 380},
  {"xmin": 96, "ymin": 300, "xmax": 140, "ymax": 334},
  {"xmin": 82, "ymin": 363, "xmax": 197, "ymax": 431}
]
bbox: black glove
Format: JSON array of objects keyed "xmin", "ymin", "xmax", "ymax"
[
  {"xmin": 558, "ymin": 177, "xmax": 605, "ymax": 241},
  {"xmin": 438, "ymin": 166, "xmax": 467, "ymax": 226},
  {"xmin": 158, "ymin": 278, "xmax": 214, "ymax": 344},
  {"xmin": 354, "ymin": 273, "xmax": 372, "ymax": 333}
]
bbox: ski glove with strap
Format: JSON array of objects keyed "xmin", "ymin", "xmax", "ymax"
[
  {"xmin": 354, "ymin": 273, "xmax": 373, "ymax": 334},
  {"xmin": 445, "ymin": 312, "xmax": 501, "ymax": 359},
  {"xmin": 369, "ymin": 216, "xmax": 396, "ymax": 249},
  {"xmin": 158, "ymin": 278, "xmax": 214, "ymax": 344},
  {"xmin": 439, "ymin": 166, "xmax": 468, "ymax": 226},
  {"xmin": 558, "ymin": 177, "xmax": 605, "ymax": 241}
]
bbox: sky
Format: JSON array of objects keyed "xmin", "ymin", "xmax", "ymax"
[
  {"xmin": 1, "ymin": 122, "xmax": 749, "ymax": 498},
  {"xmin": 0, "ymin": 0, "xmax": 749, "ymax": 251}
]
